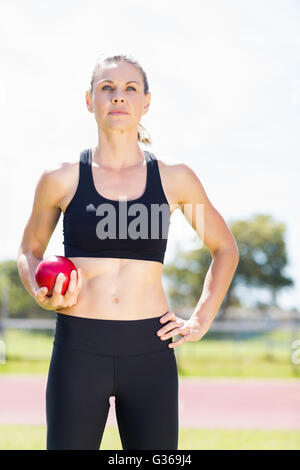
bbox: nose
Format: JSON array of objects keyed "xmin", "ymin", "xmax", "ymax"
[
  {"xmin": 110, "ymin": 88, "xmax": 126, "ymax": 103},
  {"xmin": 113, "ymin": 97, "xmax": 125, "ymax": 103}
]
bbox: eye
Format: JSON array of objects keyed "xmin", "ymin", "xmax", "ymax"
[{"xmin": 102, "ymin": 85, "xmax": 136, "ymax": 91}]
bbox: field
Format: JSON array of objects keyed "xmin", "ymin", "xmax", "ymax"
[
  {"xmin": 0, "ymin": 327, "xmax": 299, "ymax": 378},
  {"xmin": 0, "ymin": 424, "xmax": 299, "ymax": 450},
  {"xmin": 1, "ymin": 327, "xmax": 299, "ymax": 450}
]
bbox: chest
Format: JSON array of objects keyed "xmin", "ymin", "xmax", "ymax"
[{"xmin": 60, "ymin": 160, "xmax": 180, "ymax": 217}]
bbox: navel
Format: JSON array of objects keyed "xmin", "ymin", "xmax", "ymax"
[{"xmin": 111, "ymin": 294, "xmax": 119, "ymax": 303}]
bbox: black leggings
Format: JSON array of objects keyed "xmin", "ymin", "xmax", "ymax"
[{"xmin": 46, "ymin": 312, "xmax": 178, "ymax": 450}]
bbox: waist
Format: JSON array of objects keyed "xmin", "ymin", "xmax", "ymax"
[
  {"xmin": 53, "ymin": 312, "xmax": 173, "ymax": 356},
  {"xmin": 53, "ymin": 262, "xmax": 169, "ymax": 319}
]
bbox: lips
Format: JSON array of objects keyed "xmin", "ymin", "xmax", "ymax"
[{"xmin": 109, "ymin": 110, "xmax": 128, "ymax": 114}]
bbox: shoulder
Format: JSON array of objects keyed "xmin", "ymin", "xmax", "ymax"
[
  {"xmin": 42, "ymin": 159, "xmax": 78, "ymax": 181},
  {"xmin": 35, "ymin": 160, "xmax": 79, "ymax": 209},
  {"xmin": 155, "ymin": 152, "xmax": 196, "ymax": 177},
  {"xmin": 37, "ymin": 160, "xmax": 78, "ymax": 193},
  {"xmin": 155, "ymin": 153, "xmax": 187, "ymax": 179},
  {"xmin": 155, "ymin": 154, "xmax": 203, "ymax": 206}
]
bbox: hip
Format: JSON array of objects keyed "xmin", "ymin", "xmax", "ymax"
[{"xmin": 52, "ymin": 311, "xmax": 174, "ymax": 356}]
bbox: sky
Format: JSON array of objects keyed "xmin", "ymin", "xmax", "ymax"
[{"xmin": 0, "ymin": 0, "xmax": 299, "ymax": 310}]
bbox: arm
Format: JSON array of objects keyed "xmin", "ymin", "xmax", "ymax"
[
  {"xmin": 176, "ymin": 164, "xmax": 239, "ymax": 330},
  {"xmin": 17, "ymin": 168, "xmax": 63, "ymax": 297},
  {"xmin": 17, "ymin": 165, "xmax": 82, "ymax": 310}
]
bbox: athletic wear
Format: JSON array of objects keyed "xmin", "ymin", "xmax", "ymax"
[
  {"xmin": 46, "ymin": 312, "xmax": 179, "ymax": 450},
  {"xmin": 56, "ymin": 149, "xmax": 177, "ymax": 449},
  {"xmin": 63, "ymin": 148, "xmax": 171, "ymax": 263}
]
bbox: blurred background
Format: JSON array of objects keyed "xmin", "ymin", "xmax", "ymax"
[{"xmin": 0, "ymin": 0, "xmax": 300, "ymax": 450}]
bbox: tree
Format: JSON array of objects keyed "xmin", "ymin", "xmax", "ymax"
[
  {"xmin": 0, "ymin": 213, "xmax": 294, "ymax": 319},
  {"xmin": 230, "ymin": 213, "xmax": 293, "ymax": 307},
  {"xmin": 163, "ymin": 213, "xmax": 294, "ymax": 318},
  {"xmin": 0, "ymin": 260, "xmax": 54, "ymax": 319}
]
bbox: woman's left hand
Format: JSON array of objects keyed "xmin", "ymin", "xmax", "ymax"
[{"xmin": 157, "ymin": 311, "xmax": 208, "ymax": 349}]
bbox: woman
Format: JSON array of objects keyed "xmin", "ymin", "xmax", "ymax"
[{"xmin": 17, "ymin": 53, "xmax": 239, "ymax": 450}]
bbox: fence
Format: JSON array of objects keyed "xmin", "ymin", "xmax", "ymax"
[
  {"xmin": 0, "ymin": 317, "xmax": 300, "ymax": 373},
  {"xmin": 1, "ymin": 317, "xmax": 299, "ymax": 333}
]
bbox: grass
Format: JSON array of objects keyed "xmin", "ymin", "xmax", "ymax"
[
  {"xmin": 0, "ymin": 328, "xmax": 299, "ymax": 378},
  {"xmin": 0, "ymin": 424, "xmax": 299, "ymax": 450}
]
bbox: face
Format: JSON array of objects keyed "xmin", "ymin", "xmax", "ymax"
[{"xmin": 86, "ymin": 61, "xmax": 151, "ymax": 133}]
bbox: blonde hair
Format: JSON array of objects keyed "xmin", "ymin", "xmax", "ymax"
[{"xmin": 89, "ymin": 52, "xmax": 152, "ymax": 146}]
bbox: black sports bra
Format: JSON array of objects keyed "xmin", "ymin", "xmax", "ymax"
[{"xmin": 62, "ymin": 148, "xmax": 171, "ymax": 263}]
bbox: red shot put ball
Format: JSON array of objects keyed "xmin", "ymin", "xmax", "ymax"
[{"xmin": 35, "ymin": 255, "xmax": 78, "ymax": 297}]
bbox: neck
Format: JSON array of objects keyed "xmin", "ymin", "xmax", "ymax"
[{"xmin": 93, "ymin": 127, "xmax": 145, "ymax": 170}]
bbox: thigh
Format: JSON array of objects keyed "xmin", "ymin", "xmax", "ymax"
[
  {"xmin": 46, "ymin": 343, "xmax": 113, "ymax": 450},
  {"xmin": 115, "ymin": 348, "xmax": 179, "ymax": 450}
]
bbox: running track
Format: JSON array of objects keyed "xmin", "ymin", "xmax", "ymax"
[{"xmin": 0, "ymin": 376, "xmax": 299, "ymax": 429}]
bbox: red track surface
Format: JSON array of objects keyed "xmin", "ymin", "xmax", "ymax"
[{"xmin": 0, "ymin": 375, "xmax": 299, "ymax": 429}]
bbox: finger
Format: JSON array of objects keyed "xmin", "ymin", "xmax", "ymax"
[
  {"xmin": 35, "ymin": 288, "xmax": 51, "ymax": 309},
  {"xmin": 35, "ymin": 287, "xmax": 50, "ymax": 303},
  {"xmin": 76, "ymin": 268, "xmax": 82, "ymax": 290},
  {"xmin": 157, "ymin": 320, "xmax": 184, "ymax": 337},
  {"xmin": 160, "ymin": 324, "xmax": 188, "ymax": 340},
  {"xmin": 54, "ymin": 273, "xmax": 64, "ymax": 289},
  {"xmin": 168, "ymin": 334, "xmax": 191, "ymax": 348},
  {"xmin": 66, "ymin": 270, "xmax": 77, "ymax": 295},
  {"xmin": 52, "ymin": 273, "xmax": 64, "ymax": 302},
  {"xmin": 36, "ymin": 286, "xmax": 48, "ymax": 298},
  {"xmin": 160, "ymin": 311, "xmax": 176, "ymax": 324}
]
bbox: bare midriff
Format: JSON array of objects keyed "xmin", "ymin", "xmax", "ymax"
[
  {"xmin": 56, "ymin": 156, "xmax": 179, "ymax": 321},
  {"xmin": 55, "ymin": 256, "xmax": 170, "ymax": 320}
]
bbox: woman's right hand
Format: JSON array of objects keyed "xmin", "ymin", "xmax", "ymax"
[{"xmin": 34, "ymin": 269, "xmax": 82, "ymax": 311}]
